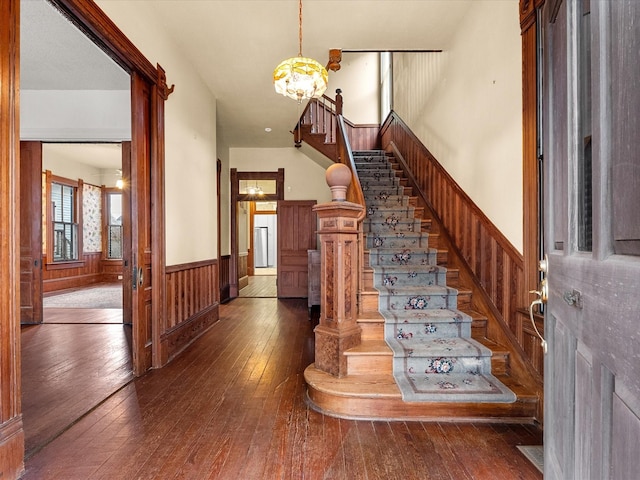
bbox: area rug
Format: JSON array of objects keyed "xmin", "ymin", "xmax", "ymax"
[
  {"xmin": 43, "ymin": 284, "xmax": 122, "ymax": 309},
  {"xmin": 355, "ymin": 151, "xmax": 515, "ymax": 403}
]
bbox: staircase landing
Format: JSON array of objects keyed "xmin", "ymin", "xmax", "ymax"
[{"xmin": 305, "ymin": 364, "xmax": 538, "ymax": 423}]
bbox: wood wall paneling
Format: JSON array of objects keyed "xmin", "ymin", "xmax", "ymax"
[
  {"xmin": 43, "ymin": 252, "xmax": 102, "ymax": 292},
  {"xmin": 163, "ymin": 260, "xmax": 219, "ymax": 362},
  {"xmin": 219, "ymin": 254, "xmax": 231, "ymax": 303},
  {"xmin": 237, "ymin": 253, "xmax": 249, "ymax": 290}
]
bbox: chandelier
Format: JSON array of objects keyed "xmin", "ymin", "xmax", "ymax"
[{"xmin": 273, "ymin": 0, "xmax": 328, "ymax": 102}]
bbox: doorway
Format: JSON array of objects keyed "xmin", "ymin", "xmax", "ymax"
[
  {"xmin": 239, "ymin": 200, "xmax": 278, "ymax": 298},
  {"xmin": 19, "ymin": 0, "xmax": 142, "ymax": 459},
  {"xmin": 39, "ymin": 143, "xmax": 125, "ymax": 325},
  {"xmin": 230, "ymin": 169, "xmax": 284, "ymax": 298}
]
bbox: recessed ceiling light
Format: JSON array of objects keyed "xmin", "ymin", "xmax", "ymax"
[{"xmin": 265, "ymin": 127, "xmax": 272, "ymax": 132}]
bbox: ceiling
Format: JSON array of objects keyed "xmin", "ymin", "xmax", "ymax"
[{"xmin": 20, "ymin": 0, "xmax": 474, "ymax": 151}]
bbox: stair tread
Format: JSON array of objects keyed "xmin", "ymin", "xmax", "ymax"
[
  {"xmin": 357, "ymin": 312, "xmax": 385, "ymax": 323},
  {"xmin": 345, "ymin": 340, "xmax": 392, "ymax": 356}
]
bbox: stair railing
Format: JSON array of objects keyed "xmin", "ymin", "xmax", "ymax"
[{"xmin": 298, "ymin": 91, "xmax": 341, "ymax": 148}]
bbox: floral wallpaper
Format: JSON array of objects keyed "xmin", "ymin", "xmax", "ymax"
[{"xmin": 83, "ymin": 184, "xmax": 102, "ymax": 253}]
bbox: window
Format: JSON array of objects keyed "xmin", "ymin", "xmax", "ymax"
[
  {"xmin": 51, "ymin": 181, "xmax": 79, "ymax": 261},
  {"xmin": 106, "ymin": 192, "xmax": 123, "ymax": 259}
]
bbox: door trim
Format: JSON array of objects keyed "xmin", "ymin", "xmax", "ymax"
[
  {"xmin": 229, "ymin": 169, "xmax": 284, "ymax": 298},
  {"xmin": 51, "ymin": 0, "xmax": 166, "ymax": 375}
]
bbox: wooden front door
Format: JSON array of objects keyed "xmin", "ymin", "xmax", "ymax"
[
  {"xmin": 542, "ymin": 1, "xmax": 640, "ymax": 477},
  {"xmin": 19, "ymin": 141, "xmax": 43, "ymax": 325},
  {"xmin": 277, "ymin": 200, "xmax": 317, "ymax": 298}
]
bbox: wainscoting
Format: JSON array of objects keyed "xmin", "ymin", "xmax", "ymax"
[
  {"xmin": 163, "ymin": 259, "xmax": 219, "ymax": 362},
  {"xmin": 237, "ymin": 252, "xmax": 248, "ymax": 289},
  {"xmin": 43, "ymin": 252, "xmax": 123, "ymax": 293},
  {"xmin": 219, "ymin": 254, "xmax": 231, "ymax": 303}
]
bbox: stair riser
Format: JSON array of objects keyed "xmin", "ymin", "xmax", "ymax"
[
  {"xmin": 490, "ymin": 355, "xmax": 509, "ymax": 376},
  {"xmin": 360, "ymin": 292, "xmax": 380, "ymax": 313},
  {"xmin": 360, "ymin": 322, "xmax": 384, "ymax": 341},
  {"xmin": 307, "ymin": 387, "xmax": 538, "ymax": 422},
  {"xmin": 347, "ymin": 355, "xmax": 392, "ymax": 375}
]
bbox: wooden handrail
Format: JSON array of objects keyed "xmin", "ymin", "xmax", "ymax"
[{"xmin": 336, "ymin": 115, "xmax": 365, "ymax": 219}]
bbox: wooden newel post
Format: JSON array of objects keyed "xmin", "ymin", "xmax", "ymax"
[
  {"xmin": 312, "ymin": 164, "xmax": 362, "ymax": 377},
  {"xmin": 335, "ymin": 89, "xmax": 343, "ymax": 116}
]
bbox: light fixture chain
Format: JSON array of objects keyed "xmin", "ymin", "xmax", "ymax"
[{"xmin": 298, "ymin": 0, "xmax": 303, "ymax": 57}]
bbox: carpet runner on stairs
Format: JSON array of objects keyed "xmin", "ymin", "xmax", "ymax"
[{"xmin": 354, "ymin": 150, "xmax": 516, "ymax": 403}]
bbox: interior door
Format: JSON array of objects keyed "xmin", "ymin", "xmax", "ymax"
[
  {"xmin": 129, "ymin": 73, "xmax": 153, "ymax": 375},
  {"xmin": 277, "ymin": 200, "xmax": 316, "ymax": 298},
  {"xmin": 121, "ymin": 141, "xmax": 132, "ymax": 326},
  {"xmin": 542, "ymin": 1, "xmax": 640, "ymax": 478},
  {"xmin": 19, "ymin": 141, "xmax": 43, "ymax": 324}
]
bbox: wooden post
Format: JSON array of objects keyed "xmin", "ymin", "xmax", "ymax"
[
  {"xmin": 335, "ymin": 88, "xmax": 343, "ymax": 116},
  {"xmin": 313, "ymin": 200, "xmax": 363, "ymax": 377}
]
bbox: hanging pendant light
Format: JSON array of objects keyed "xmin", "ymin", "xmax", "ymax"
[{"xmin": 273, "ymin": 0, "xmax": 328, "ymax": 103}]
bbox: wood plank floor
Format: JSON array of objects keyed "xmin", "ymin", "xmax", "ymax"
[
  {"xmin": 22, "ymin": 298, "xmax": 543, "ymax": 479},
  {"xmin": 239, "ymin": 275, "xmax": 277, "ymax": 297},
  {"xmin": 21, "ymin": 319, "xmax": 133, "ymax": 458}
]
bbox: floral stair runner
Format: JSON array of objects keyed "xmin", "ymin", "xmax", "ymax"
[{"xmin": 355, "ymin": 150, "xmax": 515, "ymax": 402}]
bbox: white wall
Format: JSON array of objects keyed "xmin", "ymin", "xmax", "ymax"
[
  {"xmin": 42, "ymin": 143, "xmax": 122, "ymax": 188},
  {"xmin": 217, "ymin": 141, "xmax": 231, "ymax": 256},
  {"xmin": 21, "ymin": 90, "xmax": 130, "ymax": 141},
  {"xmin": 393, "ymin": 1, "xmax": 523, "ymax": 252},
  {"xmin": 97, "ymin": 0, "xmax": 218, "ymax": 265},
  {"xmin": 229, "ymin": 148, "xmax": 332, "ymax": 203},
  {"xmin": 330, "ymin": 52, "xmax": 380, "ymax": 124}
]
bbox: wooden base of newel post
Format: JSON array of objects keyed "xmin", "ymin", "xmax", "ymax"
[{"xmin": 313, "ymin": 201, "xmax": 363, "ymax": 377}]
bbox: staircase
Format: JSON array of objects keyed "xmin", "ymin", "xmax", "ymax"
[{"xmin": 305, "ymin": 150, "xmax": 538, "ymax": 422}]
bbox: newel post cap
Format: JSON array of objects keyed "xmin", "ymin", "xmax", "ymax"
[{"xmin": 325, "ymin": 163, "xmax": 351, "ymax": 201}]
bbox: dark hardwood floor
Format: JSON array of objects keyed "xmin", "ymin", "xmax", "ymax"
[
  {"xmin": 21, "ymin": 320, "xmax": 133, "ymax": 458},
  {"xmin": 21, "ymin": 298, "xmax": 542, "ymax": 479}
]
